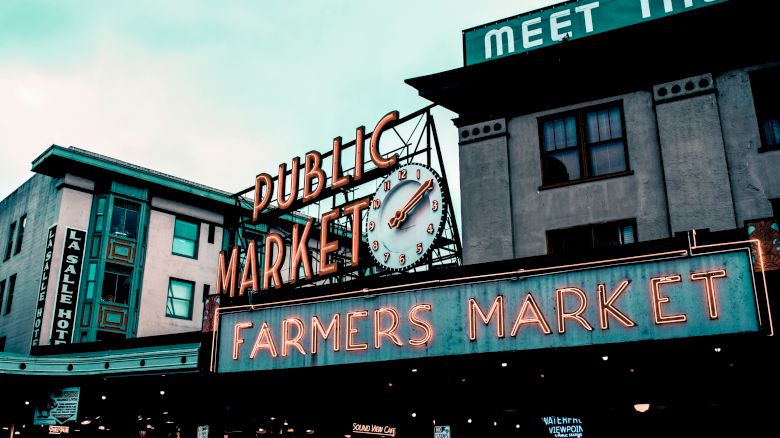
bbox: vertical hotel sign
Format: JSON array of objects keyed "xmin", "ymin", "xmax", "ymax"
[
  {"xmin": 30, "ymin": 225, "xmax": 56, "ymax": 349},
  {"xmin": 51, "ymin": 228, "xmax": 86, "ymax": 345},
  {"xmin": 463, "ymin": 0, "xmax": 728, "ymax": 66}
]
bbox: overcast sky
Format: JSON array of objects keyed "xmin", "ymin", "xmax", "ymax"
[{"xmin": 0, "ymin": 0, "xmax": 562, "ymax": 223}]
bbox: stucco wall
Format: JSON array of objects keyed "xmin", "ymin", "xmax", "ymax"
[
  {"xmin": 137, "ymin": 198, "xmax": 223, "ymax": 337},
  {"xmin": 0, "ymin": 175, "xmax": 94, "ymax": 352},
  {"xmin": 716, "ymin": 69, "xmax": 780, "ymax": 224},
  {"xmin": 509, "ymin": 92, "xmax": 671, "ymax": 258}
]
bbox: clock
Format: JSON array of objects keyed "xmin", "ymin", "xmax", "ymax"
[{"xmin": 366, "ymin": 163, "xmax": 447, "ymax": 271}]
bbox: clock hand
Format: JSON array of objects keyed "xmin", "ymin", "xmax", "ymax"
[{"xmin": 388, "ymin": 179, "xmax": 433, "ymax": 229}]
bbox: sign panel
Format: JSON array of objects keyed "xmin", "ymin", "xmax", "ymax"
[
  {"xmin": 31, "ymin": 225, "xmax": 56, "ymax": 349},
  {"xmin": 33, "ymin": 387, "xmax": 81, "ymax": 425},
  {"xmin": 463, "ymin": 0, "xmax": 728, "ymax": 66},
  {"xmin": 542, "ymin": 416, "xmax": 584, "ymax": 438},
  {"xmin": 51, "ymin": 228, "xmax": 86, "ymax": 345},
  {"xmin": 218, "ymin": 250, "xmax": 760, "ymax": 372},
  {"xmin": 434, "ymin": 426, "xmax": 451, "ymax": 438},
  {"xmin": 48, "ymin": 425, "xmax": 70, "ymax": 435}
]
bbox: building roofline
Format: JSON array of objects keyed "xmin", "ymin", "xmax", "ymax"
[{"xmin": 31, "ymin": 145, "xmax": 237, "ymax": 206}]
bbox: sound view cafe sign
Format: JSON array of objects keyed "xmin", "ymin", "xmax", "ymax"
[
  {"xmin": 463, "ymin": 0, "xmax": 728, "ymax": 66},
  {"xmin": 217, "ymin": 242, "xmax": 764, "ymax": 371}
]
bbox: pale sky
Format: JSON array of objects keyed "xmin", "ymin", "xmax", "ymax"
[{"xmin": 0, "ymin": 0, "xmax": 563, "ymax": 224}]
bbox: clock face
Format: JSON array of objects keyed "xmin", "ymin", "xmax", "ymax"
[{"xmin": 366, "ymin": 163, "xmax": 447, "ymax": 271}]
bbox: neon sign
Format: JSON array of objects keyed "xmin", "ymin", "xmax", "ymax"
[
  {"xmin": 217, "ymin": 112, "xmax": 401, "ymax": 295},
  {"xmin": 217, "ymin": 249, "xmax": 763, "ymax": 372}
]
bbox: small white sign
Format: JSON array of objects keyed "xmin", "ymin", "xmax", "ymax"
[
  {"xmin": 48, "ymin": 425, "xmax": 69, "ymax": 434},
  {"xmin": 434, "ymin": 425, "xmax": 450, "ymax": 438}
]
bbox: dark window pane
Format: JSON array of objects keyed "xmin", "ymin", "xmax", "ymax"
[
  {"xmin": 609, "ymin": 107, "xmax": 623, "ymax": 139},
  {"xmin": 208, "ymin": 224, "xmax": 215, "ymax": 244},
  {"xmin": 564, "ymin": 116, "xmax": 577, "ymax": 147},
  {"xmin": 544, "ymin": 149, "xmax": 581, "ymax": 184},
  {"xmin": 14, "ymin": 215, "xmax": 26, "ymax": 254},
  {"xmin": 598, "ymin": 110, "xmax": 611, "ymax": 141},
  {"xmin": 548, "ymin": 227, "xmax": 592, "ymax": 255},
  {"xmin": 102, "ymin": 264, "xmax": 132, "ymax": 304},
  {"xmin": 589, "ymin": 141, "xmax": 626, "ymax": 176},
  {"xmin": 0, "ymin": 280, "xmax": 5, "ymax": 315},
  {"xmin": 4, "ymin": 222, "xmax": 15, "ymax": 261},
  {"xmin": 586, "ymin": 111, "xmax": 600, "ymax": 143},
  {"xmin": 110, "ymin": 201, "xmax": 139, "ymax": 240},
  {"xmin": 764, "ymin": 118, "xmax": 780, "ymax": 146},
  {"xmin": 5, "ymin": 274, "xmax": 16, "ymax": 314},
  {"xmin": 543, "ymin": 121, "xmax": 556, "ymax": 151},
  {"xmin": 554, "ymin": 118, "xmax": 566, "ymax": 149}
]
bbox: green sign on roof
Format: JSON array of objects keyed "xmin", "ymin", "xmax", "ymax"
[{"xmin": 463, "ymin": 0, "xmax": 728, "ymax": 66}]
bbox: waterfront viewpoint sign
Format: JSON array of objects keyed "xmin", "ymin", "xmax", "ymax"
[
  {"xmin": 217, "ymin": 249, "xmax": 761, "ymax": 372},
  {"xmin": 463, "ymin": 0, "xmax": 728, "ymax": 66}
]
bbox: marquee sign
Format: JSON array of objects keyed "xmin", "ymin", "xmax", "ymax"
[
  {"xmin": 463, "ymin": 0, "xmax": 728, "ymax": 66},
  {"xmin": 216, "ymin": 249, "xmax": 762, "ymax": 373}
]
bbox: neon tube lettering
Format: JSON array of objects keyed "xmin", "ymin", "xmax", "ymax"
[
  {"xmin": 343, "ymin": 198, "xmax": 370, "ymax": 267},
  {"xmin": 374, "ymin": 308, "xmax": 403, "ymax": 348},
  {"xmin": 468, "ymin": 296, "xmax": 505, "ymax": 341},
  {"xmin": 262, "ymin": 233, "xmax": 285, "ymax": 290},
  {"xmin": 290, "ymin": 219, "xmax": 314, "ymax": 284},
  {"xmin": 282, "ymin": 318, "xmax": 306, "ymax": 356},
  {"xmin": 597, "ymin": 280, "xmax": 637, "ymax": 330},
  {"xmin": 650, "ymin": 275, "xmax": 686, "ymax": 324},
  {"xmin": 232, "ymin": 322, "xmax": 253, "ymax": 360},
  {"xmin": 556, "ymin": 287, "xmax": 594, "ymax": 333},
  {"xmin": 319, "ymin": 208, "xmax": 341, "ymax": 276},
  {"xmin": 303, "ymin": 151, "xmax": 325, "ymax": 202},
  {"xmin": 250, "ymin": 321, "xmax": 278, "ymax": 358},
  {"xmin": 346, "ymin": 310, "xmax": 369, "ymax": 351},
  {"xmin": 252, "ymin": 173, "xmax": 273, "ymax": 222},
  {"xmin": 238, "ymin": 240, "xmax": 259, "ymax": 296},
  {"xmin": 408, "ymin": 304, "xmax": 433, "ymax": 346},
  {"xmin": 217, "ymin": 246, "xmax": 240, "ymax": 297},
  {"xmin": 277, "ymin": 157, "xmax": 300, "ymax": 210},
  {"xmin": 331, "ymin": 136, "xmax": 351, "ymax": 189},
  {"xmin": 311, "ymin": 314, "xmax": 341, "ymax": 354},
  {"xmin": 369, "ymin": 111, "xmax": 399, "ymax": 169},
  {"xmin": 690, "ymin": 269, "xmax": 726, "ymax": 320},
  {"xmin": 510, "ymin": 292, "xmax": 552, "ymax": 336}
]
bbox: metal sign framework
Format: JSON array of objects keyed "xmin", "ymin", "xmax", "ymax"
[{"xmin": 225, "ymin": 105, "xmax": 462, "ymax": 303}]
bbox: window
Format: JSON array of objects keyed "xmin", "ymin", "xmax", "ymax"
[
  {"xmin": 547, "ymin": 220, "xmax": 636, "ymax": 255},
  {"xmin": 4, "ymin": 222, "xmax": 15, "ymax": 261},
  {"xmin": 0, "ymin": 336, "xmax": 5, "ymax": 352},
  {"xmin": 751, "ymin": 67, "xmax": 780, "ymax": 150},
  {"xmin": 110, "ymin": 200, "xmax": 140, "ymax": 239},
  {"xmin": 540, "ymin": 104, "xmax": 628, "ymax": 186},
  {"xmin": 14, "ymin": 215, "xmax": 26, "ymax": 255},
  {"xmin": 208, "ymin": 224, "xmax": 216, "ymax": 244},
  {"xmin": 0, "ymin": 280, "xmax": 5, "ymax": 315},
  {"xmin": 101, "ymin": 264, "xmax": 132, "ymax": 304},
  {"xmin": 166, "ymin": 278, "xmax": 194, "ymax": 319},
  {"xmin": 5, "ymin": 274, "xmax": 16, "ymax": 315},
  {"xmin": 172, "ymin": 218, "xmax": 199, "ymax": 258}
]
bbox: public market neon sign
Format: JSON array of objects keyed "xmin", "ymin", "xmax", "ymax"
[{"xmin": 217, "ymin": 111, "xmax": 400, "ymax": 295}]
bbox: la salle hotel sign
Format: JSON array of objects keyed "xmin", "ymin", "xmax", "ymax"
[
  {"xmin": 216, "ymin": 249, "xmax": 763, "ymax": 372},
  {"xmin": 463, "ymin": 0, "xmax": 728, "ymax": 66}
]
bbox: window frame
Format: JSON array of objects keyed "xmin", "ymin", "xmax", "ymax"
[
  {"xmin": 751, "ymin": 66, "xmax": 780, "ymax": 152},
  {"xmin": 5, "ymin": 274, "xmax": 16, "ymax": 315},
  {"xmin": 0, "ymin": 279, "xmax": 5, "ymax": 316},
  {"xmin": 172, "ymin": 217, "xmax": 200, "ymax": 259},
  {"xmin": 546, "ymin": 219, "xmax": 638, "ymax": 256},
  {"xmin": 166, "ymin": 278, "xmax": 195, "ymax": 320},
  {"xmin": 538, "ymin": 101, "xmax": 631, "ymax": 189},
  {"xmin": 14, "ymin": 215, "xmax": 26, "ymax": 255},
  {"xmin": 4, "ymin": 221, "xmax": 15, "ymax": 261}
]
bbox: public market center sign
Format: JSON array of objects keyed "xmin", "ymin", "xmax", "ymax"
[
  {"xmin": 463, "ymin": 0, "xmax": 728, "ymax": 66},
  {"xmin": 217, "ymin": 249, "xmax": 762, "ymax": 372}
]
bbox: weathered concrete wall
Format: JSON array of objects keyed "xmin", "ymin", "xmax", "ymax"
[
  {"xmin": 507, "ymin": 92, "xmax": 671, "ymax": 259},
  {"xmin": 716, "ymin": 69, "xmax": 780, "ymax": 224},
  {"xmin": 0, "ymin": 174, "xmax": 67, "ymax": 353},
  {"xmin": 656, "ymin": 90, "xmax": 736, "ymax": 233},
  {"xmin": 458, "ymin": 121, "xmax": 515, "ymax": 265},
  {"xmin": 137, "ymin": 198, "xmax": 223, "ymax": 337}
]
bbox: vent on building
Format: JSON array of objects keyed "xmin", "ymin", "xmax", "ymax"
[
  {"xmin": 459, "ymin": 118, "xmax": 507, "ymax": 145},
  {"xmin": 653, "ymin": 73, "xmax": 714, "ymax": 103}
]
